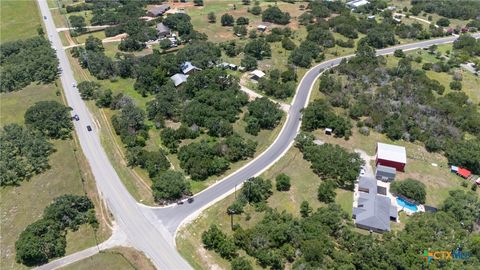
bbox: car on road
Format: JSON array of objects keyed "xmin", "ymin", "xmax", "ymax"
[
  {"xmin": 86, "ymin": 125, "xmax": 92, "ymax": 131},
  {"xmin": 177, "ymin": 200, "xmax": 184, "ymax": 205},
  {"xmin": 72, "ymin": 82, "xmax": 77, "ymax": 87},
  {"xmin": 44, "ymin": 16, "xmax": 47, "ymax": 20},
  {"xmin": 72, "ymin": 114, "xmax": 80, "ymax": 121},
  {"xmin": 187, "ymin": 197, "xmax": 194, "ymax": 203},
  {"xmin": 360, "ymin": 168, "xmax": 366, "ymax": 176}
]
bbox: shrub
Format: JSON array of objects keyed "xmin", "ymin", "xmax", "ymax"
[
  {"xmin": 276, "ymin": 173, "xmax": 291, "ymax": 191},
  {"xmin": 390, "ymin": 179, "xmax": 426, "ymax": 204}
]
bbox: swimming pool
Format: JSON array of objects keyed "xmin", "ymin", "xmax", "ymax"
[{"xmin": 396, "ymin": 197, "xmax": 418, "ymax": 212}]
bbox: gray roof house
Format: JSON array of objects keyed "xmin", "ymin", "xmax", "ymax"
[
  {"xmin": 353, "ymin": 177, "xmax": 397, "ymax": 232},
  {"xmin": 147, "ymin": 4, "xmax": 170, "ymax": 17},
  {"xmin": 170, "ymin": 73, "xmax": 189, "ymax": 87},
  {"xmin": 156, "ymin": 22, "xmax": 171, "ymax": 38},
  {"xmin": 181, "ymin": 61, "xmax": 201, "ymax": 75},
  {"xmin": 375, "ymin": 165, "xmax": 396, "ymax": 182}
]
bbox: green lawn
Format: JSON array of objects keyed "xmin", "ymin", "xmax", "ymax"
[
  {"xmin": 60, "ymin": 247, "xmax": 155, "ymax": 270},
  {"xmin": 0, "ymin": 83, "xmax": 111, "ymax": 269},
  {"xmin": 0, "ymin": 0, "xmax": 42, "ymax": 43}
]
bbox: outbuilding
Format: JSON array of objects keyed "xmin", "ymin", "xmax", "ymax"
[
  {"xmin": 457, "ymin": 168, "xmax": 472, "ymax": 179},
  {"xmin": 170, "ymin": 73, "xmax": 189, "ymax": 87},
  {"xmin": 257, "ymin": 25, "xmax": 267, "ymax": 32},
  {"xmin": 375, "ymin": 143, "xmax": 407, "ymax": 172},
  {"xmin": 147, "ymin": 4, "xmax": 170, "ymax": 17},
  {"xmin": 346, "ymin": 0, "xmax": 370, "ymax": 9},
  {"xmin": 325, "ymin": 128, "xmax": 333, "ymax": 135},
  {"xmin": 250, "ymin": 69, "xmax": 266, "ymax": 80},
  {"xmin": 181, "ymin": 61, "xmax": 201, "ymax": 75},
  {"xmin": 375, "ymin": 165, "xmax": 396, "ymax": 182}
]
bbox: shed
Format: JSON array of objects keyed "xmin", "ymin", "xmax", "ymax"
[
  {"xmin": 229, "ymin": 63, "xmax": 238, "ymax": 70},
  {"xmin": 376, "ymin": 143, "xmax": 407, "ymax": 172},
  {"xmin": 450, "ymin": 165, "xmax": 459, "ymax": 172},
  {"xmin": 250, "ymin": 69, "xmax": 266, "ymax": 80},
  {"xmin": 147, "ymin": 4, "xmax": 170, "ymax": 17},
  {"xmin": 325, "ymin": 128, "xmax": 333, "ymax": 135},
  {"xmin": 346, "ymin": 0, "xmax": 370, "ymax": 9},
  {"xmin": 181, "ymin": 61, "xmax": 201, "ymax": 75},
  {"xmin": 238, "ymin": 66, "xmax": 246, "ymax": 72},
  {"xmin": 375, "ymin": 165, "xmax": 396, "ymax": 182},
  {"xmin": 257, "ymin": 25, "xmax": 267, "ymax": 32},
  {"xmin": 457, "ymin": 168, "xmax": 472, "ymax": 179},
  {"xmin": 170, "ymin": 73, "xmax": 189, "ymax": 87},
  {"xmin": 156, "ymin": 23, "xmax": 171, "ymax": 38}
]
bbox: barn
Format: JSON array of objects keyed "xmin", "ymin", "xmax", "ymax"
[{"xmin": 375, "ymin": 143, "xmax": 407, "ymax": 172}]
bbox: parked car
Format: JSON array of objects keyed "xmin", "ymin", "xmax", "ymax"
[
  {"xmin": 72, "ymin": 82, "xmax": 77, "ymax": 87},
  {"xmin": 72, "ymin": 114, "xmax": 80, "ymax": 121},
  {"xmin": 86, "ymin": 125, "xmax": 92, "ymax": 131},
  {"xmin": 360, "ymin": 168, "xmax": 366, "ymax": 176},
  {"xmin": 177, "ymin": 200, "xmax": 184, "ymax": 205},
  {"xmin": 44, "ymin": 16, "xmax": 47, "ymax": 20},
  {"xmin": 187, "ymin": 197, "xmax": 194, "ymax": 203}
]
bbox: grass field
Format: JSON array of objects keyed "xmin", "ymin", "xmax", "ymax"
[
  {"xmin": 60, "ymin": 247, "xmax": 155, "ymax": 270},
  {"xmin": 0, "ymin": 82, "xmax": 111, "ymax": 269},
  {"xmin": 0, "ymin": 0, "xmax": 42, "ymax": 43}
]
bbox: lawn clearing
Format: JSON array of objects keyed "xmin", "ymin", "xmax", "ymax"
[
  {"xmin": 60, "ymin": 247, "xmax": 155, "ymax": 270},
  {"xmin": 0, "ymin": 0, "xmax": 42, "ymax": 43}
]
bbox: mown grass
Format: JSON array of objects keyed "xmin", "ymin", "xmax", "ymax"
[
  {"xmin": 0, "ymin": 0, "xmax": 42, "ymax": 43},
  {"xmin": 1, "ymin": 83, "xmax": 110, "ymax": 269},
  {"xmin": 60, "ymin": 247, "xmax": 155, "ymax": 270}
]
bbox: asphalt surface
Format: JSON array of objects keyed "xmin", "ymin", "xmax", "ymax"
[
  {"xmin": 37, "ymin": 1, "xmax": 192, "ymax": 269},
  {"xmin": 36, "ymin": 0, "xmax": 480, "ymax": 267}
]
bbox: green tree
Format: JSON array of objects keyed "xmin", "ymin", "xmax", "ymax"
[
  {"xmin": 15, "ymin": 219, "xmax": 65, "ymax": 266},
  {"xmin": 442, "ymin": 190, "xmax": 480, "ymax": 231},
  {"xmin": 390, "ymin": 179, "xmax": 426, "ymax": 204},
  {"xmin": 43, "ymin": 195, "xmax": 96, "ymax": 230},
  {"xmin": 236, "ymin": 17, "xmax": 249, "ymax": 25},
  {"xmin": 221, "ymin": 13, "xmax": 235, "ymax": 26},
  {"xmin": 0, "ymin": 124, "xmax": 53, "ymax": 186},
  {"xmin": 241, "ymin": 55, "xmax": 258, "ymax": 71},
  {"xmin": 250, "ymin": 5, "xmax": 262, "ymax": 16},
  {"xmin": 281, "ymin": 37, "xmax": 296, "ymax": 50},
  {"xmin": 159, "ymin": 38, "xmax": 171, "ymax": 51},
  {"xmin": 437, "ymin": 17, "xmax": 450, "ymax": 27},
  {"xmin": 245, "ymin": 97, "xmax": 282, "ymax": 131},
  {"xmin": 449, "ymin": 80, "xmax": 462, "ymax": 90},
  {"xmin": 300, "ymin": 200, "xmax": 312, "ymax": 217},
  {"xmin": 193, "ymin": 0, "xmax": 204, "ymax": 6},
  {"xmin": 69, "ymin": 15, "xmax": 86, "ymax": 34},
  {"xmin": 24, "ymin": 101, "xmax": 73, "ymax": 139},
  {"xmin": 394, "ymin": 49, "xmax": 406, "ymax": 58},
  {"xmin": 317, "ymin": 180, "xmax": 336, "ymax": 203},
  {"xmin": 208, "ymin": 12, "xmax": 216, "ymax": 23},
  {"xmin": 231, "ymin": 257, "xmax": 253, "ymax": 270},
  {"xmin": 244, "ymin": 38, "xmax": 271, "ymax": 60},
  {"xmin": 152, "ymin": 170, "xmax": 190, "ymax": 203},
  {"xmin": 262, "ymin": 6, "xmax": 290, "ymax": 25},
  {"xmin": 276, "ymin": 173, "xmax": 291, "ymax": 191}
]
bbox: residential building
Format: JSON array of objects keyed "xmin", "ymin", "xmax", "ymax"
[
  {"xmin": 250, "ymin": 69, "xmax": 266, "ymax": 80},
  {"xmin": 147, "ymin": 4, "xmax": 170, "ymax": 17},
  {"xmin": 346, "ymin": 0, "xmax": 370, "ymax": 9},
  {"xmin": 156, "ymin": 22, "xmax": 171, "ymax": 38},
  {"xmin": 353, "ymin": 177, "xmax": 398, "ymax": 232},
  {"xmin": 257, "ymin": 25, "xmax": 267, "ymax": 32},
  {"xmin": 376, "ymin": 142, "xmax": 407, "ymax": 171},
  {"xmin": 171, "ymin": 73, "xmax": 189, "ymax": 87},
  {"xmin": 181, "ymin": 61, "xmax": 201, "ymax": 75},
  {"xmin": 375, "ymin": 165, "xmax": 396, "ymax": 182}
]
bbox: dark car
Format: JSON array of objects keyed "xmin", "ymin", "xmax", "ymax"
[
  {"xmin": 86, "ymin": 125, "xmax": 92, "ymax": 131},
  {"xmin": 187, "ymin": 197, "xmax": 194, "ymax": 203},
  {"xmin": 177, "ymin": 201, "xmax": 184, "ymax": 205},
  {"xmin": 72, "ymin": 114, "xmax": 80, "ymax": 121},
  {"xmin": 44, "ymin": 16, "xmax": 47, "ymax": 20}
]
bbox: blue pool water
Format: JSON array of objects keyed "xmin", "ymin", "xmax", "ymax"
[{"xmin": 396, "ymin": 197, "xmax": 418, "ymax": 212}]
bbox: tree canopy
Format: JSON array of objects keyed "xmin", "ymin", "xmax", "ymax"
[
  {"xmin": 390, "ymin": 178, "xmax": 427, "ymax": 204},
  {"xmin": 0, "ymin": 124, "xmax": 54, "ymax": 186},
  {"xmin": 1, "ymin": 37, "xmax": 59, "ymax": 92},
  {"xmin": 24, "ymin": 101, "xmax": 73, "ymax": 139}
]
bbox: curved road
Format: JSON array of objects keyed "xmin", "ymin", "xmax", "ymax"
[{"xmin": 36, "ymin": 0, "xmax": 479, "ymax": 268}]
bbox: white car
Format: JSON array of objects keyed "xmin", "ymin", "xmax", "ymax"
[
  {"xmin": 72, "ymin": 82, "xmax": 76, "ymax": 87},
  {"xmin": 360, "ymin": 168, "xmax": 366, "ymax": 176}
]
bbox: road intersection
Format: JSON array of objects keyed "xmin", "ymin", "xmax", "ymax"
[{"xmin": 35, "ymin": 1, "xmax": 479, "ymax": 268}]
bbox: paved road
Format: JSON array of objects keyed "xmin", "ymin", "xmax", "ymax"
[
  {"xmin": 36, "ymin": 0, "xmax": 480, "ymax": 266},
  {"xmin": 149, "ymin": 34, "xmax": 480, "ymax": 235},
  {"xmin": 37, "ymin": 1, "xmax": 192, "ymax": 269}
]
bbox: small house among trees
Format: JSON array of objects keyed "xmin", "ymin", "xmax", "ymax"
[
  {"xmin": 156, "ymin": 22, "xmax": 171, "ymax": 38},
  {"xmin": 250, "ymin": 69, "xmax": 265, "ymax": 80}
]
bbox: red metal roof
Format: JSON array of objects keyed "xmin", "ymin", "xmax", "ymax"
[{"xmin": 457, "ymin": 168, "xmax": 472, "ymax": 178}]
